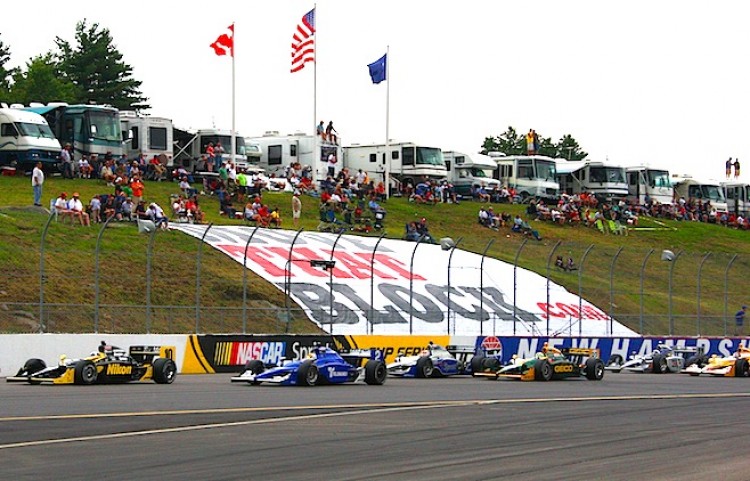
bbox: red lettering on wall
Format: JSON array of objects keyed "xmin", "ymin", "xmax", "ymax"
[
  {"xmin": 329, "ymin": 251, "xmax": 395, "ymax": 280},
  {"xmin": 364, "ymin": 253, "xmax": 427, "ymax": 281},
  {"xmin": 220, "ymin": 245, "xmax": 288, "ymax": 277},
  {"xmin": 537, "ymin": 302, "xmax": 566, "ymax": 318}
]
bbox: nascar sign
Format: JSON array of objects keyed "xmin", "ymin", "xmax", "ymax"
[{"xmin": 172, "ymin": 226, "xmax": 637, "ymax": 337}]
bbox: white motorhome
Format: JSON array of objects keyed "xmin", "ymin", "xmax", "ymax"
[
  {"xmin": 248, "ymin": 131, "xmax": 341, "ymax": 182},
  {"xmin": 672, "ymin": 175, "xmax": 728, "ymax": 213},
  {"xmin": 120, "ymin": 111, "xmax": 173, "ymax": 164},
  {"xmin": 0, "ymin": 107, "xmax": 61, "ymax": 172},
  {"xmin": 722, "ymin": 181, "xmax": 750, "ymax": 216},
  {"xmin": 343, "ymin": 142, "xmax": 447, "ymax": 190},
  {"xmin": 490, "ymin": 153, "xmax": 559, "ymax": 201},
  {"xmin": 173, "ymin": 128, "xmax": 251, "ymax": 172},
  {"xmin": 442, "ymin": 151, "xmax": 499, "ymax": 196},
  {"xmin": 555, "ymin": 159, "xmax": 628, "ymax": 200},
  {"xmin": 626, "ymin": 166, "xmax": 673, "ymax": 205}
]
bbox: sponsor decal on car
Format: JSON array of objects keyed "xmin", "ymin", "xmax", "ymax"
[
  {"xmin": 553, "ymin": 364, "xmax": 574, "ymax": 373},
  {"xmin": 106, "ymin": 364, "xmax": 132, "ymax": 375},
  {"xmin": 326, "ymin": 368, "xmax": 349, "ymax": 378}
]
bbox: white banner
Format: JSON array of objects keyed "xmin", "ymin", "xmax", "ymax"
[{"xmin": 172, "ymin": 225, "xmax": 637, "ymax": 337}]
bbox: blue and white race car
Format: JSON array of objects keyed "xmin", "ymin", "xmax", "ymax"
[
  {"xmin": 230, "ymin": 346, "xmax": 387, "ymax": 387},
  {"xmin": 387, "ymin": 343, "xmax": 502, "ymax": 378}
]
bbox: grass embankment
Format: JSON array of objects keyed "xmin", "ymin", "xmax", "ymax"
[{"xmin": 0, "ymin": 174, "xmax": 748, "ymax": 335}]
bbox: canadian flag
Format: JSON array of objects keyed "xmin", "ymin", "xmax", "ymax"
[{"xmin": 210, "ymin": 24, "xmax": 234, "ymax": 57}]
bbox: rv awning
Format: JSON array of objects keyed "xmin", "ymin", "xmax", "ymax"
[
  {"xmin": 555, "ymin": 161, "xmax": 588, "ymax": 175},
  {"xmin": 24, "ymin": 106, "xmax": 59, "ymax": 115}
]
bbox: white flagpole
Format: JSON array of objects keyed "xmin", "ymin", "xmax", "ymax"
[
  {"xmin": 385, "ymin": 45, "xmax": 390, "ymax": 199},
  {"xmin": 231, "ymin": 24, "xmax": 236, "ymax": 169},
  {"xmin": 313, "ymin": 4, "xmax": 318, "ymax": 182}
]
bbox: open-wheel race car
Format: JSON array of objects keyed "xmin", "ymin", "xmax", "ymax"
[
  {"xmin": 386, "ymin": 342, "xmax": 502, "ymax": 378},
  {"xmin": 605, "ymin": 344, "xmax": 707, "ymax": 374},
  {"xmin": 474, "ymin": 343, "xmax": 604, "ymax": 381},
  {"xmin": 230, "ymin": 345, "xmax": 387, "ymax": 386},
  {"xmin": 6, "ymin": 341, "xmax": 177, "ymax": 385},
  {"xmin": 684, "ymin": 345, "xmax": 750, "ymax": 377}
]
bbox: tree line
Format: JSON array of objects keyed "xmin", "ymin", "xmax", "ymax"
[{"xmin": 482, "ymin": 126, "xmax": 588, "ymax": 161}]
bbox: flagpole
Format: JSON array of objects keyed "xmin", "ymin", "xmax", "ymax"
[
  {"xmin": 385, "ymin": 45, "xmax": 390, "ymax": 199},
  {"xmin": 313, "ymin": 3, "xmax": 318, "ymax": 182},
  {"xmin": 231, "ymin": 24, "xmax": 236, "ymax": 169}
]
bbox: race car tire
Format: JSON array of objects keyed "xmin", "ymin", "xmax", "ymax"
[
  {"xmin": 152, "ymin": 358, "xmax": 177, "ymax": 384},
  {"xmin": 297, "ymin": 361, "xmax": 319, "ymax": 386},
  {"xmin": 74, "ymin": 360, "xmax": 98, "ymax": 385},
  {"xmin": 651, "ymin": 354, "xmax": 668, "ymax": 374},
  {"xmin": 244, "ymin": 360, "xmax": 265, "ymax": 375},
  {"xmin": 415, "ymin": 356, "xmax": 434, "ymax": 378},
  {"xmin": 535, "ymin": 359, "xmax": 553, "ymax": 381},
  {"xmin": 365, "ymin": 360, "xmax": 387, "ymax": 385},
  {"xmin": 734, "ymin": 358, "xmax": 749, "ymax": 377},
  {"xmin": 470, "ymin": 355, "xmax": 486, "ymax": 374},
  {"xmin": 482, "ymin": 358, "xmax": 501, "ymax": 370},
  {"xmin": 585, "ymin": 358, "xmax": 605, "ymax": 380},
  {"xmin": 17, "ymin": 358, "xmax": 46, "ymax": 376},
  {"xmin": 606, "ymin": 354, "xmax": 624, "ymax": 367}
]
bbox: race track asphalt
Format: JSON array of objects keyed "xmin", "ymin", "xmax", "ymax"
[{"xmin": 1, "ymin": 372, "xmax": 748, "ymax": 481}]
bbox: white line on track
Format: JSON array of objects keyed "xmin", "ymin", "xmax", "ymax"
[{"xmin": 1, "ymin": 392, "xmax": 748, "ymax": 450}]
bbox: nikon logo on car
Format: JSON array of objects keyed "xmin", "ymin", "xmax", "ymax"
[
  {"xmin": 554, "ymin": 364, "xmax": 574, "ymax": 373},
  {"xmin": 106, "ymin": 364, "xmax": 132, "ymax": 375}
]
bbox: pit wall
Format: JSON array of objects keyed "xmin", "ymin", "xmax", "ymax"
[{"xmin": 1, "ymin": 334, "xmax": 748, "ymax": 376}]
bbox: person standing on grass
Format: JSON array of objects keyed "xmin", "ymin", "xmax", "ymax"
[
  {"xmin": 735, "ymin": 305, "xmax": 746, "ymax": 336},
  {"xmin": 292, "ymin": 190, "xmax": 302, "ymax": 227},
  {"xmin": 32, "ymin": 162, "xmax": 44, "ymax": 206}
]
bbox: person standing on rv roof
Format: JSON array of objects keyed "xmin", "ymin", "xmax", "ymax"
[
  {"xmin": 726, "ymin": 157, "xmax": 733, "ymax": 179},
  {"xmin": 317, "ymin": 121, "xmax": 326, "ymax": 142},
  {"xmin": 526, "ymin": 130, "xmax": 536, "ymax": 156},
  {"xmin": 326, "ymin": 121, "xmax": 338, "ymax": 145},
  {"xmin": 734, "ymin": 158, "xmax": 741, "ymax": 178}
]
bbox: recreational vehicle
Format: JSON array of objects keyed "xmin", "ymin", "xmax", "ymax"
[
  {"xmin": 490, "ymin": 153, "xmax": 559, "ymax": 201},
  {"xmin": 173, "ymin": 128, "xmax": 250, "ymax": 172},
  {"xmin": 722, "ymin": 181, "xmax": 750, "ymax": 216},
  {"xmin": 443, "ymin": 150, "xmax": 499, "ymax": 196},
  {"xmin": 0, "ymin": 108, "xmax": 61, "ymax": 171},
  {"xmin": 249, "ymin": 131, "xmax": 341, "ymax": 182},
  {"xmin": 626, "ymin": 166, "xmax": 673, "ymax": 205},
  {"xmin": 672, "ymin": 175, "xmax": 728, "ymax": 213},
  {"xmin": 555, "ymin": 159, "xmax": 628, "ymax": 200},
  {"xmin": 343, "ymin": 142, "xmax": 447, "ymax": 190},
  {"xmin": 24, "ymin": 103, "xmax": 123, "ymax": 159},
  {"xmin": 120, "ymin": 111, "xmax": 173, "ymax": 163}
]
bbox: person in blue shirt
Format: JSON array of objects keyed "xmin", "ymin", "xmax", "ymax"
[{"xmin": 735, "ymin": 305, "xmax": 746, "ymax": 335}]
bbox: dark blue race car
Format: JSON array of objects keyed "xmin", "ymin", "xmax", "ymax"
[{"xmin": 230, "ymin": 346, "xmax": 387, "ymax": 387}]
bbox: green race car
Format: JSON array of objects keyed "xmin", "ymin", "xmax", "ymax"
[{"xmin": 474, "ymin": 344, "xmax": 604, "ymax": 381}]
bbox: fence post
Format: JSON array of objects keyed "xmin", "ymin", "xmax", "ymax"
[
  {"xmin": 696, "ymin": 252, "xmax": 711, "ymax": 336},
  {"xmin": 724, "ymin": 254, "xmax": 739, "ymax": 337},
  {"xmin": 284, "ymin": 229, "xmax": 304, "ymax": 333},
  {"xmin": 577, "ymin": 244, "xmax": 595, "ymax": 337},
  {"xmin": 145, "ymin": 226, "xmax": 157, "ymax": 334},
  {"xmin": 38, "ymin": 211, "xmax": 55, "ymax": 333},
  {"xmin": 446, "ymin": 237, "xmax": 463, "ymax": 335},
  {"xmin": 609, "ymin": 246, "xmax": 624, "ymax": 336},
  {"xmin": 94, "ymin": 215, "xmax": 116, "ymax": 333},
  {"xmin": 545, "ymin": 240, "xmax": 562, "ymax": 336},
  {"xmin": 668, "ymin": 250, "xmax": 683, "ymax": 336},
  {"xmin": 513, "ymin": 238, "xmax": 529, "ymax": 336},
  {"xmin": 328, "ymin": 231, "xmax": 345, "ymax": 334},
  {"xmin": 242, "ymin": 227, "xmax": 259, "ymax": 334},
  {"xmin": 639, "ymin": 249, "xmax": 655, "ymax": 335},
  {"xmin": 479, "ymin": 239, "xmax": 495, "ymax": 337},
  {"xmin": 409, "ymin": 234, "xmax": 426, "ymax": 335},
  {"xmin": 369, "ymin": 233, "xmax": 387, "ymax": 335},
  {"xmin": 195, "ymin": 223, "xmax": 213, "ymax": 334}
]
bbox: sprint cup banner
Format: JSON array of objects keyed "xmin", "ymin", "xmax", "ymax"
[{"xmin": 172, "ymin": 226, "xmax": 637, "ymax": 337}]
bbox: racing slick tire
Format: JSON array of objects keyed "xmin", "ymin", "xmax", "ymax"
[
  {"xmin": 585, "ymin": 358, "xmax": 605, "ymax": 380},
  {"xmin": 415, "ymin": 356, "xmax": 434, "ymax": 378},
  {"xmin": 74, "ymin": 360, "xmax": 98, "ymax": 385},
  {"xmin": 534, "ymin": 359, "xmax": 553, "ymax": 381},
  {"xmin": 297, "ymin": 361, "xmax": 319, "ymax": 386},
  {"xmin": 152, "ymin": 358, "xmax": 177, "ymax": 384},
  {"xmin": 651, "ymin": 354, "xmax": 668, "ymax": 374},
  {"xmin": 365, "ymin": 360, "xmax": 387, "ymax": 385},
  {"xmin": 606, "ymin": 354, "xmax": 624, "ymax": 367},
  {"xmin": 17, "ymin": 358, "xmax": 46, "ymax": 376},
  {"xmin": 685, "ymin": 354, "xmax": 708, "ymax": 368},
  {"xmin": 470, "ymin": 355, "xmax": 486, "ymax": 374},
  {"xmin": 244, "ymin": 360, "xmax": 265, "ymax": 375},
  {"xmin": 734, "ymin": 358, "xmax": 749, "ymax": 377}
]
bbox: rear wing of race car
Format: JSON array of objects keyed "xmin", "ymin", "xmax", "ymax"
[
  {"xmin": 561, "ymin": 347, "xmax": 600, "ymax": 359},
  {"xmin": 130, "ymin": 345, "xmax": 176, "ymax": 364},
  {"xmin": 340, "ymin": 348, "xmax": 385, "ymax": 367}
]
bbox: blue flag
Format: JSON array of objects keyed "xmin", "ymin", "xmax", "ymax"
[{"xmin": 367, "ymin": 53, "xmax": 387, "ymax": 84}]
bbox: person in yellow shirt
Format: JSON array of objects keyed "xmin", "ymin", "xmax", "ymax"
[{"xmin": 526, "ymin": 129, "xmax": 536, "ymax": 155}]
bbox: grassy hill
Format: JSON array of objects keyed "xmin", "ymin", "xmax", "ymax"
[{"xmin": 1, "ymin": 174, "xmax": 748, "ymax": 336}]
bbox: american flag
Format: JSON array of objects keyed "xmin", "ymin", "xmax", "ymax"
[{"xmin": 291, "ymin": 8, "xmax": 315, "ymax": 73}]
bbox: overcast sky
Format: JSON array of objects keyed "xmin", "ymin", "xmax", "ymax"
[{"xmin": 3, "ymin": 1, "xmax": 748, "ymax": 180}]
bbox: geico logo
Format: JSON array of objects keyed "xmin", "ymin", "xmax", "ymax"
[
  {"xmin": 326, "ymin": 367, "xmax": 349, "ymax": 378},
  {"xmin": 106, "ymin": 364, "xmax": 132, "ymax": 375},
  {"xmin": 553, "ymin": 364, "xmax": 574, "ymax": 373}
]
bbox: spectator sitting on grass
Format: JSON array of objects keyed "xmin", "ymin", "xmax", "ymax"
[
  {"xmin": 185, "ymin": 196, "xmax": 204, "ymax": 223},
  {"xmin": 148, "ymin": 202, "xmax": 169, "ymax": 228},
  {"xmin": 416, "ymin": 218, "xmax": 437, "ymax": 244}
]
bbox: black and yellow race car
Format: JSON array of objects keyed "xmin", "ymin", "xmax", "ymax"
[
  {"xmin": 6, "ymin": 342, "xmax": 177, "ymax": 385},
  {"xmin": 474, "ymin": 343, "xmax": 604, "ymax": 381}
]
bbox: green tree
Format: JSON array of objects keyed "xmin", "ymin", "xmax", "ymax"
[
  {"xmin": 481, "ymin": 126, "xmax": 525, "ymax": 155},
  {"xmin": 56, "ymin": 19, "xmax": 149, "ymax": 110},
  {"xmin": 481, "ymin": 127, "xmax": 588, "ymax": 160},
  {"xmin": 555, "ymin": 134, "xmax": 588, "ymax": 161},
  {"xmin": 8, "ymin": 54, "xmax": 78, "ymax": 105},
  {"xmin": 0, "ymin": 34, "xmax": 18, "ymax": 98}
]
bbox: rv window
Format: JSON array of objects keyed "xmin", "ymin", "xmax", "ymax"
[
  {"xmin": 268, "ymin": 145, "xmax": 282, "ymax": 165},
  {"xmin": 0, "ymin": 123, "xmax": 18, "ymax": 137},
  {"xmin": 148, "ymin": 127, "xmax": 167, "ymax": 151},
  {"xmin": 402, "ymin": 147, "xmax": 414, "ymax": 166},
  {"xmin": 627, "ymin": 172, "xmax": 637, "ymax": 186},
  {"xmin": 456, "ymin": 156, "xmax": 465, "ymax": 165},
  {"xmin": 369, "ymin": 153, "xmax": 376, "ymax": 163},
  {"xmin": 290, "ymin": 145, "xmax": 297, "ymax": 157},
  {"xmin": 391, "ymin": 150, "xmax": 399, "ymax": 160},
  {"xmin": 131, "ymin": 127, "xmax": 139, "ymax": 149}
]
